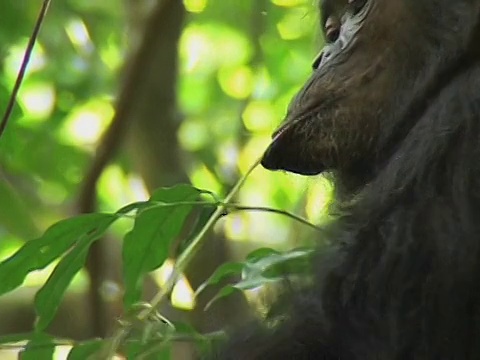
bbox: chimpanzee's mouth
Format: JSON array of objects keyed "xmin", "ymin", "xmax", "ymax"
[{"xmin": 260, "ymin": 116, "xmax": 324, "ymax": 176}]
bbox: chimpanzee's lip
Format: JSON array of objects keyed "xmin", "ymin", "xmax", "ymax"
[{"xmin": 261, "ymin": 116, "xmax": 324, "ymax": 176}]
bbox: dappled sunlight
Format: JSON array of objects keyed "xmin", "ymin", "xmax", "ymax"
[
  {"xmin": 242, "ymin": 100, "xmax": 277, "ymax": 132},
  {"xmin": 178, "ymin": 118, "xmax": 210, "ymax": 151},
  {"xmin": 277, "ymin": 8, "xmax": 314, "ymax": 40},
  {"xmin": 223, "ymin": 213, "xmax": 249, "ymax": 241},
  {"xmin": 237, "ymin": 137, "xmax": 271, "ymax": 173},
  {"xmin": 23, "ymin": 261, "xmax": 88, "ymax": 290},
  {"xmin": 98, "ymin": 165, "xmax": 150, "ymax": 211},
  {"xmin": 179, "ymin": 24, "xmax": 252, "ymax": 74},
  {"xmin": 153, "ymin": 259, "xmax": 195, "ymax": 310},
  {"xmin": 190, "ymin": 164, "xmax": 222, "ymax": 195},
  {"xmin": 99, "ymin": 36, "xmax": 124, "ymax": 71},
  {"xmin": 272, "ymin": 0, "xmax": 308, "ymax": 7},
  {"xmin": 224, "ymin": 211, "xmax": 291, "ymax": 246},
  {"xmin": 128, "ymin": 176, "xmax": 150, "ymax": 202},
  {"xmin": 0, "ymin": 238, "xmax": 24, "ymax": 262},
  {"xmin": 217, "ymin": 66, "xmax": 254, "ymax": 99},
  {"xmin": 19, "ymin": 82, "xmax": 55, "ymax": 120},
  {"xmin": 171, "ymin": 280, "xmax": 196, "ymax": 311},
  {"xmin": 38, "ymin": 180, "xmax": 69, "ymax": 205},
  {"xmin": 59, "ymin": 99, "xmax": 114, "ymax": 147},
  {"xmin": 65, "ymin": 18, "xmax": 94, "ymax": 56},
  {"xmin": 216, "ymin": 141, "xmax": 239, "ymax": 173},
  {"xmin": 184, "ymin": 0, "xmax": 208, "ymax": 13},
  {"xmin": 4, "ymin": 41, "xmax": 46, "ymax": 82}
]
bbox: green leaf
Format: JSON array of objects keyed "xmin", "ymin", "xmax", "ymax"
[
  {"xmin": 244, "ymin": 248, "xmax": 313, "ymax": 279},
  {"xmin": 126, "ymin": 341, "xmax": 171, "ymax": 360},
  {"xmin": 205, "ymin": 277, "xmax": 278, "ymax": 310},
  {"xmin": 0, "ymin": 214, "xmax": 116, "ymax": 297},
  {"xmin": 0, "ymin": 332, "xmax": 35, "ymax": 345},
  {"xmin": 177, "ymin": 205, "xmax": 216, "ymax": 255},
  {"xmin": 67, "ymin": 340, "xmax": 103, "ymax": 360},
  {"xmin": 205, "ymin": 248, "xmax": 314, "ymax": 308},
  {"xmin": 245, "ymin": 247, "xmax": 280, "ymax": 262},
  {"xmin": 20, "ymin": 333, "xmax": 55, "ymax": 360},
  {"xmin": 195, "ymin": 261, "xmax": 243, "ymax": 297},
  {"xmin": 34, "ymin": 213, "xmax": 116, "ymax": 331},
  {"xmin": 205, "ymin": 286, "xmax": 240, "ymax": 310},
  {"xmin": 0, "ymin": 179, "xmax": 39, "ymax": 239},
  {"xmin": 123, "ymin": 184, "xmax": 202, "ymax": 308}
]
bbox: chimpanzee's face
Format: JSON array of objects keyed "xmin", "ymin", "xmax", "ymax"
[{"xmin": 261, "ymin": 0, "xmax": 479, "ymax": 176}]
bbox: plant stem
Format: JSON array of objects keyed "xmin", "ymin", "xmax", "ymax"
[{"xmin": 137, "ymin": 158, "xmax": 262, "ymax": 320}]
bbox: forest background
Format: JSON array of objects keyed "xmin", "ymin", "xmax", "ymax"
[{"xmin": 0, "ymin": 0, "xmax": 331, "ymax": 358}]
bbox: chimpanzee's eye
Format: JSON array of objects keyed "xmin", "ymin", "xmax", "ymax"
[{"xmin": 325, "ymin": 16, "xmax": 340, "ymax": 43}]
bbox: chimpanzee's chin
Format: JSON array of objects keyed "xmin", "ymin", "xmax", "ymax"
[{"xmin": 261, "ymin": 130, "xmax": 324, "ymax": 176}]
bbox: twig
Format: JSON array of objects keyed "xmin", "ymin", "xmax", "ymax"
[
  {"xmin": 103, "ymin": 158, "xmax": 262, "ymax": 357},
  {"xmin": 140, "ymin": 158, "xmax": 262, "ymax": 317},
  {"xmin": 135, "ymin": 201, "xmax": 321, "ymax": 232},
  {"xmin": 0, "ymin": 0, "xmax": 52, "ymax": 139},
  {"xmin": 224, "ymin": 205, "xmax": 322, "ymax": 232}
]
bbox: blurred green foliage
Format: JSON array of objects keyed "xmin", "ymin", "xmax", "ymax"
[
  {"xmin": 0, "ymin": 0, "xmax": 333, "ymax": 357},
  {"xmin": 0, "ymin": 0, "xmax": 331, "ymax": 255}
]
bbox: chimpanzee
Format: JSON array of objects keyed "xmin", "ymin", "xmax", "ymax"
[{"xmin": 212, "ymin": 0, "xmax": 480, "ymax": 358}]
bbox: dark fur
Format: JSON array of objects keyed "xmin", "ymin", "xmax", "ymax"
[{"xmin": 214, "ymin": 0, "xmax": 480, "ymax": 358}]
